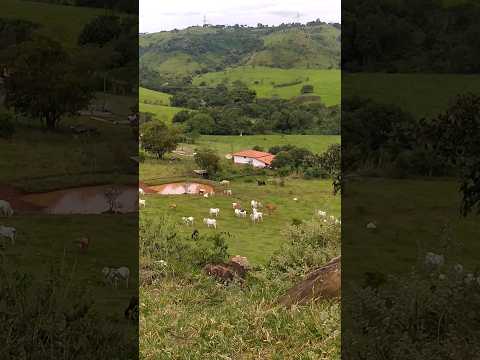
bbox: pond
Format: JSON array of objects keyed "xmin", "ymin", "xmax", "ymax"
[
  {"xmin": 21, "ymin": 185, "xmax": 137, "ymax": 214},
  {"xmin": 149, "ymin": 182, "xmax": 215, "ymax": 195}
]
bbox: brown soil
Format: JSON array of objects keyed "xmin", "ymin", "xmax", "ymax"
[{"xmin": 0, "ymin": 184, "xmax": 44, "ymax": 212}]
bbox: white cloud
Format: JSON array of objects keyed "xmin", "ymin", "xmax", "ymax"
[{"xmin": 140, "ymin": 0, "xmax": 340, "ymax": 33}]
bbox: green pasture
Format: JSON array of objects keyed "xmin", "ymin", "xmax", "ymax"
[
  {"xmin": 192, "ymin": 134, "xmax": 340, "ymax": 156},
  {"xmin": 1, "ymin": 213, "xmax": 138, "ymax": 317},
  {"xmin": 3, "ymin": 0, "xmax": 103, "ymax": 46},
  {"xmin": 193, "ymin": 67, "xmax": 341, "ymax": 106},
  {"xmin": 0, "ymin": 93, "xmax": 137, "ymax": 191},
  {"xmin": 139, "ymin": 103, "xmax": 185, "ymax": 124},
  {"xmin": 343, "ymin": 177, "xmax": 480, "ymax": 281},
  {"xmin": 139, "ymin": 87, "xmax": 171, "ymax": 106},
  {"xmin": 344, "ymin": 73, "xmax": 480, "ymax": 118},
  {"xmin": 140, "ymin": 178, "xmax": 340, "ymax": 265}
]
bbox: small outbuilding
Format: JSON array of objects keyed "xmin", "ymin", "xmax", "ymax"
[{"xmin": 232, "ymin": 150, "xmax": 275, "ymax": 168}]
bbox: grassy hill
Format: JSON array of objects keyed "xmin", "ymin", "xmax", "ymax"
[
  {"xmin": 194, "ymin": 67, "xmax": 340, "ymax": 105},
  {"xmin": 140, "ymin": 23, "xmax": 340, "ymax": 81},
  {"xmin": 344, "ymin": 73, "xmax": 480, "ymax": 118},
  {"xmin": 2, "ymin": 0, "xmax": 103, "ymax": 46},
  {"xmin": 139, "ymin": 87, "xmax": 171, "ymax": 106},
  {"xmin": 139, "ymin": 87, "xmax": 185, "ymax": 124}
]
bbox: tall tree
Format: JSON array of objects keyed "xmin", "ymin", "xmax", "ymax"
[{"xmin": 4, "ymin": 37, "xmax": 94, "ymax": 129}]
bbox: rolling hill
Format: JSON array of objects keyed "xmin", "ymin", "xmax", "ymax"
[{"xmin": 139, "ymin": 22, "xmax": 340, "ymax": 81}]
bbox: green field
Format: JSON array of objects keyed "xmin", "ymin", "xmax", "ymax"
[
  {"xmin": 3, "ymin": 0, "xmax": 103, "ymax": 46},
  {"xmin": 184, "ymin": 134, "xmax": 340, "ymax": 156},
  {"xmin": 193, "ymin": 67, "xmax": 341, "ymax": 105},
  {"xmin": 343, "ymin": 177, "xmax": 480, "ymax": 281},
  {"xmin": 141, "ymin": 179, "xmax": 340, "ymax": 265},
  {"xmin": 2, "ymin": 214, "xmax": 138, "ymax": 316},
  {"xmin": 344, "ymin": 73, "xmax": 480, "ymax": 118},
  {"xmin": 0, "ymin": 93, "xmax": 137, "ymax": 191},
  {"xmin": 139, "ymin": 87, "xmax": 171, "ymax": 106}
]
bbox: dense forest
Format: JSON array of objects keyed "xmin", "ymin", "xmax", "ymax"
[
  {"xmin": 343, "ymin": 0, "xmax": 480, "ymax": 72},
  {"xmin": 22, "ymin": 0, "xmax": 138, "ymax": 13}
]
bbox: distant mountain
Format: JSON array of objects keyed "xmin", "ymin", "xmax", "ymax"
[{"xmin": 139, "ymin": 22, "xmax": 340, "ymax": 83}]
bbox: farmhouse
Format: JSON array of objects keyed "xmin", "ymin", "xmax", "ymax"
[{"xmin": 232, "ymin": 150, "xmax": 275, "ymax": 168}]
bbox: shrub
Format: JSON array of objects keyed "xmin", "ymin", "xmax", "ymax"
[{"xmin": 0, "ymin": 112, "xmax": 15, "ymax": 138}]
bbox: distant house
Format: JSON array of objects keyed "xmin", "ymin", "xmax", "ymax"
[{"xmin": 232, "ymin": 150, "xmax": 275, "ymax": 168}]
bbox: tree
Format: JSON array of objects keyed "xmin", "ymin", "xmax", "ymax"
[
  {"xmin": 78, "ymin": 16, "xmax": 121, "ymax": 46},
  {"xmin": 186, "ymin": 113, "xmax": 215, "ymax": 134},
  {"xmin": 301, "ymin": 84, "xmax": 314, "ymax": 94},
  {"xmin": 141, "ymin": 121, "xmax": 180, "ymax": 159},
  {"xmin": 194, "ymin": 148, "xmax": 221, "ymax": 177},
  {"xmin": 4, "ymin": 37, "xmax": 94, "ymax": 130}
]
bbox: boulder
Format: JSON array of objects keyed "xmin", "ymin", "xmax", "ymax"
[
  {"xmin": 278, "ymin": 256, "xmax": 341, "ymax": 307},
  {"xmin": 228, "ymin": 255, "xmax": 250, "ymax": 278},
  {"xmin": 203, "ymin": 264, "xmax": 235, "ymax": 282}
]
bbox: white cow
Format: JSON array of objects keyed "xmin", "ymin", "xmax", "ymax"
[
  {"xmin": 425, "ymin": 252, "xmax": 444, "ymax": 267},
  {"xmin": 182, "ymin": 216, "xmax": 194, "ymax": 225},
  {"xmin": 232, "ymin": 202, "xmax": 239, "ymax": 209},
  {"xmin": 139, "ymin": 188, "xmax": 145, "ymax": 196},
  {"xmin": 317, "ymin": 210, "xmax": 327, "ymax": 217},
  {"xmin": 0, "ymin": 225, "xmax": 16, "ymax": 245},
  {"xmin": 251, "ymin": 200, "xmax": 258, "ymax": 209},
  {"xmin": 102, "ymin": 266, "xmax": 130, "ymax": 288},
  {"xmin": 366, "ymin": 222, "xmax": 377, "ymax": 229},
  {"xmin": 250, "ymin": 211, "xmax": 263, "ymax": 223},
  {"xmin": 209, "ymin": 208, "xmax": 220, "ymax": 217},
  {"xmin": 224, "ymin": 189, "xmax": 232, "ymax": 196},
  {"xmin": 203, "ymin": 218, "xmax": 217, "ymax": 229},
  {"xmin": 203, "ymin": 193, "xmax": 209, "ymax": 198},
  {"xmin": 234, "ymin": 208, "xmax": 247, "ymax": 218},
  {"xmin": 0, "ymin": 200, "xmax": 13, "ymax": 217},
  {"xmin": 139, "ymin": 199, "xmax": 146, "ymax": 208},
  {"xmin": 220, "ymin": 180, "xmax": 230, "ymax": 186}
]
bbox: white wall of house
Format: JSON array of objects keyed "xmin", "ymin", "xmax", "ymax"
[{"xmin": 233, "ymin": 156, "xmax": 267, "ymax": 168}]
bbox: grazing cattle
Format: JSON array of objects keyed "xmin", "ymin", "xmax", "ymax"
[
  {"xmin": 182, "ymin": 216, "xmax": 194, "ymax": 226},
  {"xmin": 257, "ymin": 180, "xmax": 266, "ymax": 186},
  {"xmin": 329, "ymin": 215, "xmax": 336, "ymax": 221},
  {"xmin": 366, "ymin": 222, "xmax": 376, "ymax": 229},
  {"xmin": 425, "ymin": 252, "xmax": 444, "ymax": 267},
  {"xmin": 74, "ymin": 235, "xmax": 90, "ymax": 251},
  {"xmin": 250, "ymin": 200, "xmax": 258, "ymax": 209},
  {"xmin": 220, "ymin": 180, "xmax": 230, "ymax": 186},
  {"xmin": 209, "ymin": 208, "xmax": 220, "ymax": 217},
  {"xmin": 102, "ymin": 266, "xmax": 130, "ymax": 288},
  {"xmin": 317, "ymin": 210, "xmax": 327, "ymax": 217},
  {"xmin": 293, "ymin": 197, "xmax": 298, "ymax": 201},
  {"xmin": 139, "ymin": 199, "xmax": 146, "ymax": 208},
  {"xmin": 169, "ymin": 203, "xmax": 177, "ymax": 209},
  {"xmin": 191, "ymin": 229, "xmax": 200, "ymax": 240},
  {"xmin": 224, "ymin": 189, "xmax": 232, "ymax": 196},
  {"xmin": 234, "ymin": 208, "xmax": 247, "ymax": 218},
  {"xmin": 265, "ymin": 203, "xmax": 276, "ymax": 214},
  {"xmin": 124, "ymin": 296, "xmax": 139, "ymax": 321},
  {"xmin": 250, "ymin": 211, "xmax": 263, "ymax": 223},
  {"xmin": 0, "ymin": 225, "xmax": 16, "ymax": 245},
  {"xmin": 203, "ymin": 193, "xmax": 209, "ymax": 198},
  {"xmin": 0, "ymin": 200, "xmax": 13, "ymax": 217},
  {"xmin": 139, "ymin": 188, "xmax": 145, "ymax": 196},
  {"xmin": 203, "ymin": 218, "xmax": 217, "ymax": 229}
]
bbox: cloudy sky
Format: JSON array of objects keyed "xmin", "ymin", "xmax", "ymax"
[{"xmin": 140, "ymin": 0, "xmax": 341, "ymax": 33}]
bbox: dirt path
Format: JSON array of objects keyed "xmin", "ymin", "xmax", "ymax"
[{"xmin": 0, "ymin": 184, "xmax": 44, "ymax": 212}]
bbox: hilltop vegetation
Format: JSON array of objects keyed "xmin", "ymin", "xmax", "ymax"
[
  {"xmin": 140, "ymin": 21, "xmax": 340, "ymax": 86},
  {"xmin": 194, "ymin": 67, "xmax": 340, "ymax": 105}
]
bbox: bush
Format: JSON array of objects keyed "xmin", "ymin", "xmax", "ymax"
[
  {"xmin": 301, "ymin": 84, "xmax": 314, "ymax": 94},
  {"xmin": 0, "ymin": 112, "xmax": 15, "ymax": 138}
]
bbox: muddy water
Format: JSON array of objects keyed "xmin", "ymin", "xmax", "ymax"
[
  {"xmin": 150, "ymin": 182, "xmax": 214, "ymax": 195},
  {"xmin": 21, "ymin": 185, "xmax": 137, "ymax": 214}
]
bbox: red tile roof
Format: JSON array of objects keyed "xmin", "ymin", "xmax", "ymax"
[{"xmin": 232, "ymin": 150, "xmax": 276, "ymax": 165}]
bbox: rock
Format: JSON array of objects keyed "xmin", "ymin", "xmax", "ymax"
[
  {"xmin": 277, "ymin": 256, "xmax": 341, "ymax": 307},
  {"xmin": 228, "ymin": 255, "xmax": 250, "ymax": 278},
  {"xmin": 203, "ymin": 264, "xmax": 235, "ymax": 282}
]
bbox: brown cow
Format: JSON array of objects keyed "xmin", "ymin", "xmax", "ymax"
[{"xmin": 265, "ymin": 203, "xmax": 277, "ymax": 214}]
